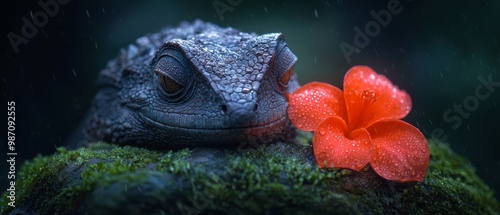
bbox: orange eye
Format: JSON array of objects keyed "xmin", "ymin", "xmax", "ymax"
[
  {"xmin": 155, "ymin": 69, "xmax": 184, "ymax": 94},
  {"xmin": 273, "ymin": 41, "xmax": 298, "ymax": 92},
  {"xmin": 153, "ymin": 49, "xmax": 193, "ymax": 101},
  {"xmin": 278, "ymin": 66, "xmax": 294, "ymax": 87}
]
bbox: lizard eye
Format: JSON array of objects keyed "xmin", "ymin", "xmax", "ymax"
[
  {"xmin": 155, "ymin": 68, "xmax": 184, "ymax": 94},
  {"xmin": 278, "ymin": 66, "xmax": 294, "ymax": 88},
  {"xmin": 154, "ymin": 50, "xmax": 193, "ymax": 100},
  {"xmin": 274, "ymin": 41, "xmax": 298, "ymax": 92}
]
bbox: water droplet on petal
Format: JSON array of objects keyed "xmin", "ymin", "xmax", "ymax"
[{"xmin": 319, "ymin": 129, "xmax": 326, "ymax": 135}]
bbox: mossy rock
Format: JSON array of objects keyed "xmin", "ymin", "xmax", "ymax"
[{"xmin": 1, "ymin": 134, "xmax": 499, "ymax": 214}]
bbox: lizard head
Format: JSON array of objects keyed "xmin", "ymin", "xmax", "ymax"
[{"xmin": 85, "ymin": 20, "xmax": 299, "ymax": 148}]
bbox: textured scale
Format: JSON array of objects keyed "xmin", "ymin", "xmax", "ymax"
[{"xmin": 82, "ymin": 20, "xmax": 300, "ymax": 148}]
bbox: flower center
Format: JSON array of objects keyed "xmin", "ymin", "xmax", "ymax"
[
  {"xmin": 361, "ymin": 89, "xmax": 377, "ymax": 108},
  {"xmin": 349, "ymin": 89, "xmax": 377, "ymax": 132}
]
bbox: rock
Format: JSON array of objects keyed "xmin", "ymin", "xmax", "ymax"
[{"xmin": 1, "ymin": 136, "xmax": 498, "ymax": 214}]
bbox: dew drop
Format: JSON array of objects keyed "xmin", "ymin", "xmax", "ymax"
[{"xmin": 319, "ymin": 129, "xmax": 326, "ymax": 135}]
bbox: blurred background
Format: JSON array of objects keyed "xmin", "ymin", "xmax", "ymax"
[{"xmin": 2, "ymin": 0, "xmax": 499, "ymax": 198}]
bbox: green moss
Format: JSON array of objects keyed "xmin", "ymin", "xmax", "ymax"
[
  {"xmin": 0, "ymin": 142, "xmax": 188, "ymax": 214},
  {"xmin": 338, "ymin": 140, "xmax": 500, "ymax": 214},
  {"xmin": 400, "ymin": 140, "xmax": 499, "ymax": 214},
  {"xmin": 1, "ymin": 140, "xmax": 498, "ymax": 214}
]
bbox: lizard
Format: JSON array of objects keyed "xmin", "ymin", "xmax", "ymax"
[{"xmin": 79, "ymin": 20, "xmax": 300, "ymax": 149}]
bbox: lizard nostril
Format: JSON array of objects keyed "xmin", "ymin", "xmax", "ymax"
[{"xmin": 221, "ymin": 104, "xmax": 228, "ymax": 114}]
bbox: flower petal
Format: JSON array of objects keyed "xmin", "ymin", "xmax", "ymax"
[
  {"xmin": 287, "ymin": 82, "xmax": 347, "ymax": 131},
  {"xmin": 367, "ymin": 120, "xmax": 430, "ymax": 182},
  {"xmin": 344, "ymin": 66, "xmax": 412, "ymax": 129},
  {"xmin": 313, "ymin": 116, "xmax": 372, "ymax": 171}
]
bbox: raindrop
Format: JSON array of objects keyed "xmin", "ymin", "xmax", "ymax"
[
  {"xmin": 314, "ymin": 9, "xmax": 318, "ymax": 18},
  {"xmin": 318, "ymin": 127, "xmax": 326, "ymax": 135},
  {"xmin": 86, "ymin": 9, "xmax": 90, "ymax": 18}
]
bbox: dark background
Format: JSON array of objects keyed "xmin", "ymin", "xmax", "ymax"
[{"xmin": 2, "ymin": 0, "xmax": 499, "ymax": 199}]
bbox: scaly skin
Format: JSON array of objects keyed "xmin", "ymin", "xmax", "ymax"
[{"xmin": 83, "ymin": 20, "xmax": 299, "ymax": 148}]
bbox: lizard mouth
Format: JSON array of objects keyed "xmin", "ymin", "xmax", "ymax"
[
  {"xmin": 129, "ymin": 111, "xmax": 292, "ymax": 148},
  {"xmin": 131, "ymin": 102, "xmax": 292, "ymax": 147},
  {"xmin": 136, "ymin": 111, "xmax": 289, "ymax": 131}
]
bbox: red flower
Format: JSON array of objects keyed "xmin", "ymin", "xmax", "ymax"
[{"xmin": 287, "ymin": 66, "xmax": 430, "ymax": 182}]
